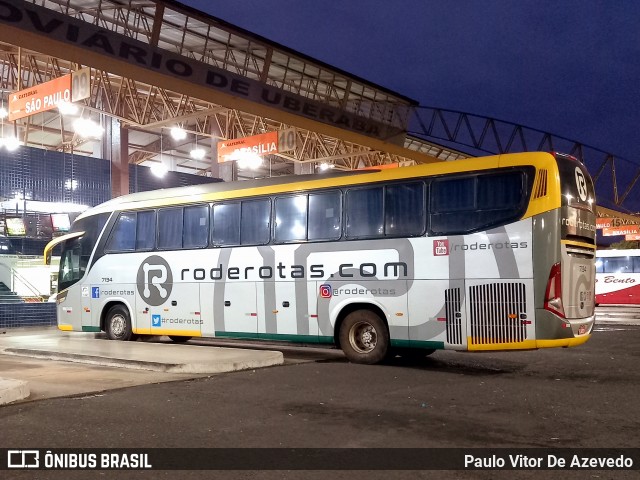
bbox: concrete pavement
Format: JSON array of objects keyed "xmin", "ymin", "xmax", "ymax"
[
  {"xmin": 0, "ymin": 306, "xmax": 638, "ymax": 406},
  {"xmin": 594, "ymin": 305, "xmax": 640, "ymax": 324},
  {"xmin": 0, "ymin": 327, "xmax": 283, "ymax": 405}
]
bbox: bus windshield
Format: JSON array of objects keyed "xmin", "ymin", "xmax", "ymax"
[{"xmin": 58, "ymin": 213, "xmax": 110, "ymax": 291}]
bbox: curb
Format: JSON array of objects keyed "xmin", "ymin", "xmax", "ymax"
[
  {"xmin": 0, "ymin": 377, "xmax": 30, "ymax": 405},
  {"xmin": 1, "ymin": 348, "xmax": 284, "ymax": 374}
]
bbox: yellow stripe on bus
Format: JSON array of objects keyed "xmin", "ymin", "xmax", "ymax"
[
  {"xmin": 467, "ymin": 339, "xmax": 538, "ymax": 351},
  {"xmin": 132, "ymin": 328, "xmax": 202, "ymax": 337},
  {"xmin": 536, "ymin": 335, "xmax": 591, "ymax": 348},
  {"xmin": 79, "ymin": 152, "xmax": 563, "ymax": 219},
  {"xmin": 561, "ymin": 239, "xmax": 596, "ymax": 250},
  {"xmin": 467, "ymin": 334, "xmax": 591, "ymax": 351},
  {"xmin": 58, "ymin": 324, "xmax": 74, "ymax": 331}
]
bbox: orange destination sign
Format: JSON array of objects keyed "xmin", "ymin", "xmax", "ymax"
[
  {"xmin": 9, "ymin": 74, "xmax": 72, "ymax": 121},
  {"xmin": 596, "ymin": 218, "xmax": 614, "ymax": 229},
  {"xmin": 625, "ymin": 234, "xmax": 640, "ymax": 241},
  {"xmin": 217, "ymin": 128, "xmax": 296, "ymax": 163},
  {"xmin": 601, "ymin": 225, "xmax": 640, "ymax": 237}
]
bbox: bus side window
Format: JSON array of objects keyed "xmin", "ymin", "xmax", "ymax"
[
  {"xmin": 135, "ymin": 210, "xmax": 156, "ymax": 251},
  {"xmin": 211, "ymin": 202, "xmax": 240, "ymax": 246},
  {"xmin": 603, "ymin": 257, "xmax": 631, "ymax": 273},
  {"xmin": 308, "ymin": 190, "xmax": 341, "ymax": 241},
  {"xmin": 385, "ymin": 182, "xmax": 425, "ymax": 237},
  {"xmin": 430, "ymin": 171, "xmax": 525, "ymax": 235},
  {"xmin": 634, "ymin": 257, "xmax": 640, "ymax": 273},
  {"xmin": 346, "ymin": 186, "xmax": 383, "ymax": 238},
  {"xmin": 430, "ymin": 177, "xmax": 474, "ymax": 235},
  {"xmin": 183, "ymin": 205, "xmax": 209, "ymax": 248},
  {"xmin": 106, "ymin": 212, "xmax": 136, "ymax": 252},
  {"xmin": 158, "ymin": 208, "xmax": 183, "ymax": 250},
  {"xmin": 241, "ymin": 199, "xmax": 271, "ymax": 245},
  {"xmin": 274, "ymin": 195, "xmax": 308, "ymax": 243},
  {"xmin": 477, "ymin": 172, "xmax": 523, "ymax": 209}
]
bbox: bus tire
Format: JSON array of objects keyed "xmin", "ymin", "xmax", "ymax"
[
  {"xmin": 105, "ymin": 305, "xmax": 133, "ymax": 341},
  {"xmin": 169, "ymin": 336, "xmax": 192, "ymax": 343},
  {"xmin": 339, "ymin": 309, "xmax": 389, "ymax": 364}
]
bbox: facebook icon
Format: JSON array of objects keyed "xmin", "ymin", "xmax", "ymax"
[
  {"xmin": 91, "ymin": 287, "xmax": 100, "ymax": 298},
  {"xmin": 152, "ymin": 314, "xmax": 162, "ymax": 327}
]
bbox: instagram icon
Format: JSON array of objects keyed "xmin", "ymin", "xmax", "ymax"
[{"xmin": 319, "ymin": 284, "xmax": 332, "ymax": 298}]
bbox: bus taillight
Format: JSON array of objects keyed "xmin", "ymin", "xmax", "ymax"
[{"xmin": 544, "ymin": 262, "xmax": 565, "ymax": 318}]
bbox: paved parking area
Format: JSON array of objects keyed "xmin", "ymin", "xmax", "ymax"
[{"xmin": 0, "ymin": 328, "xmax": 283, "ymax": 404}]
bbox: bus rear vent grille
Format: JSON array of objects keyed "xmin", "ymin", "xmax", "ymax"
[
  {"xmin": 533, "ymin": 169, "xmax": 548, "ymax": 198},
  {"xmin": 445, "ymin": 287, "xmax": 462, "ymax": 344},
  {"xmin": 469, "ymin": 283, "xmax": 528, "ymax": 345}
]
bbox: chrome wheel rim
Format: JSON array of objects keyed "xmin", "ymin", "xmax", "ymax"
[
  {"xmin": 348, "ymin": 321, "xmax": 377, "ymax": 354},
  {"xmin": 110, "ymin": 314, "xmax": 126, "ymax": 338}
]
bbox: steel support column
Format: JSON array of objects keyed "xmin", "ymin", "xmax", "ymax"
[{"xmin": 109, "ymin": 119, "xmax": 129, "ymax": 198}]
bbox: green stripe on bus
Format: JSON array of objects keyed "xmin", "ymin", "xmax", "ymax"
[
  {"xmin": 215, "ymin": 331, "xmax": 334, "ymax": 344},
  {"xmin": 81, "ymin": 326, "xmax": 101, "ymax": 332},
  {"xmin": 390, "ymin": 339, "xmax": 444, "ymax": 350}
]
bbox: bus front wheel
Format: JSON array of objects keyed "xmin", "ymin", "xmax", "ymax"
[
  {"xmin": 339, "ymin": 310, "xmax": 389, "ymax": 364},
  {"xmin": 105, "ymin": 305, "xmax": 133, "ymax": 341}
]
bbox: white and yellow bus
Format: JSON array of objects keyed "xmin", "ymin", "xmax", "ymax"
[{"xmin": 45, "ymin": 151, "xmax": 596, "ymax": 364}]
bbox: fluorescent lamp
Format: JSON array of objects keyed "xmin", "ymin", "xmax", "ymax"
[
  {"xmin": 2, "ymin": 136, "xmax": 21, "ymax": 151},
  {"xmin": 318, "ymin": 163, "xmax": 335, "ymax": 171},
  {"xmin": 230, "ymin": 150, "xmax": 262, "ymax": 170},
  {"xmin": 73, "ymin": 118, "xmax": 104, "ymax": 138},
  {"xmin": 57, "ymin": 101, "xmax": 78, "ymax": 115},
  {"xmin": 170, "ymin": 127, "xmax": 187, "ymax": 140},
  {"xmin": 150, "ymin": 162, "xmax": 168, "ymax": 177},
  {"xmin": 190, "ymin": 148, "xmax": 206, "ymax": 160}
]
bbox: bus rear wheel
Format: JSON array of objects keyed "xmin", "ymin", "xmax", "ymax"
[
  {"xmin": 339, "ymin": 309, "xmax": 389, "ymax": 364},
  {"xmin": 105, "ymin": 305, "xmax": 133, "ymax": 341},
  {"xmin": 169, "ymin": 336, "xmax": 192, "ymax": 343}
]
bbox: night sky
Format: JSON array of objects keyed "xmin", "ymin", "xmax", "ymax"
[
  {"xmin": 183, "ymin": 1, "xmax": 638, "ymax": 157},
  {"xmin": 180, "ymin": 0, "xmax": 639, "ymax": 213}
]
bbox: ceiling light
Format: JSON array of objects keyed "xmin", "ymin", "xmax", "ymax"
[
  {"xmin": 318, "ymin": 162, "xmax": 335, "ymax": 171},
  {"xmin": 190, "ymin": 148, "xmax": 206, "ymax": 160},
  {"xmin": 1, "ymin": 136, "xmax": 21, "ymax": 151},
  {"xmin": 170, "ymin": 126, "xmax": 187, "ymax": 140},
  {"xmin": 57, "ymin": 101, "xmax": 78, "ymax": 115},
  {"xmin": 231, "ymin": 150, "xmax": 263, "ymax": 170},
  {"xmin": 73, "ymin": 118, "xmax": 104, "ymax": 138},
  {"xmin": 150, "ymin": 162, "xmax": 168, "ymax": 177}
]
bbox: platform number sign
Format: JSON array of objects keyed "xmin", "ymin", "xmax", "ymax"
[
  {"xmin": 278, "ymin": 128, "xmax": 296, "ymax": 153},
  {"xmin": 71, "ymin": 67, "xmax": 91, "ymax": 102}
]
